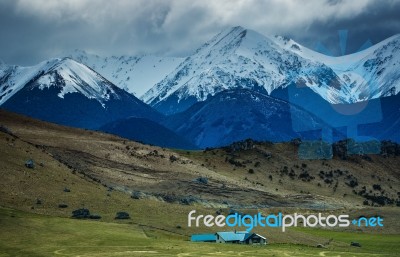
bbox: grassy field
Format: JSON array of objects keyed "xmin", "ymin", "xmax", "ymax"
[{"xmin": 0, "ymin": 207, "xmax": 399, "ymax": 257}]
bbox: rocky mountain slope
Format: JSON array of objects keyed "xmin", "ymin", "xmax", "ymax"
[{"xmin": 163, "ymin": 89, "xmax": 337, "ymax": 148}]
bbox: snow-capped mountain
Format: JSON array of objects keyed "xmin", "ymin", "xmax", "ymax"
[
  {"xmin": 142, "ymin": 26, "xmax": 344, "ymax": 114},
  {"xmin": 142, "ymin": 26, "xmax": 400, "ymax": 115},
  {"xmin": 163, "ymin": 89, "xmax": 337, "ymax": 148},
  {"xmin": 0, "ymin": 57, "xmax": 161, "ymax": 129},
  {"xmin": 273, "ymin": 33, "xmax": 400, "ymax": 103},
  {"xmin": 0, "ymin": 58, "xmax": 61, "ymax": 106},
  {"xmin": 1, "ymin": 26, "xmax": 399, "ymax": 148},
  {"xmin": 66, "ymin": 50, "xmax": 184, "ymax": 97}
]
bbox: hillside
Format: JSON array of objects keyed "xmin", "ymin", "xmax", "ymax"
[
  {"xmin": 1, "ymin": 109, "xmax": 399, "ymax": 211},
  {"xmin": 1, "ymin": 109, "xmax": 400, "ymax": 256}
]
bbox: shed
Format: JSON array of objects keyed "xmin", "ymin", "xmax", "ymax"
[
  {"xmin": 191, "ymin": 234, "xmax": 217, "ymax": 242},
  {"xmin": 244, "ymin": 233, "xmax": 267, "ymax": 245}
]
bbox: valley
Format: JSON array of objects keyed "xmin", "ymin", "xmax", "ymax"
[{"xmin": 0, "ymin": 109, "xmax": 399, "ymax": 256}]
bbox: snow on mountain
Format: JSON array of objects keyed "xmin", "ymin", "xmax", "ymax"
[
  {"xmin": 0, "ymin": 59, "xmax": 60, "ymax": 105},
  {"xmin": 66, "ymin": 50, "xmax": 183, "ymax": 97},
  {"xmin": 40, "ymin": 58, "xmax": 123, "ymax": 105},
  {"xmin": 142, "ymin": 26, "xmax": 344, "ymax": 114},
  {"xmin": 0, "ymin": 57, "xmax": 123, "ymax": 107},
  {"xmin": 273, "ymin": 33, "xmax": 400, "ymax": 102},
  {"xmin": 0, "ymin": 57, "xmax": 162, "ymax": 129},
  {"xmin": 142, "ymin": 26, "xmax": 400, "ymax": 115}
]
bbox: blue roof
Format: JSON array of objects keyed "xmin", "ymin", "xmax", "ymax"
[
  {"xmin": 216, "ymin": 232, "xmax": 249, "ymax": 242},
  {"xmin": 191, "ymin": 234, "xmax": 217, "ymax": 242}
]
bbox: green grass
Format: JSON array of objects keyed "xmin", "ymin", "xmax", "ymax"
[
  {"xmin": 295, "ymin": 227, "xmax": 400, "ymax": 255},
  {"xmin": 1, "ymin": 208, "xmax": 399, "ymax": 257}
]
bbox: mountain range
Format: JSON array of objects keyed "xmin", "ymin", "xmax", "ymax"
[
  {"xmin": 1, "ymin": 26, "xmax": 399, "ymax": 149},
  {"xmin": 143, "ymin": 26, "xmax": 400, "ymax": 115}
]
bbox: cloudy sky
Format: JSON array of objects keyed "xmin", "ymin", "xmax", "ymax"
[{"xmin": 1, "ymin": 0, "xmax": 399, "ymax": 66}]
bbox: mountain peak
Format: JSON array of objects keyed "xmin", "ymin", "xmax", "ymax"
[
  {"xmin": 225, "ymin": 25, "xmax": 247, "ymax": 35},
  {"xmin": 216, "ymin": 26, "xmax": 247, "ymax": 36},
  {"xmin": 203, "ymin": 26, "xmax": 249, "ymax": 50},
  {"xmin": 0, "ymin": 57, "xmax": 162, "ymax": 129}
]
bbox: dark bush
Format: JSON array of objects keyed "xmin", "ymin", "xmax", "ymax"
[
  {"xmin": 89, "ymin": 214, "xmax": 102, "ymax": 220},
  {"xmin": 131, "ymin": 191, "xmax": 143, "ymax": 199},
  {"xmin": 115, "ymin": 212, "xmax": 130, "ymax": 219},
  {"xmin": 25, "ymin": 159, "xmax": 35, "ymax": 169},
  {"xmin": 346, "ymin": 179, "xmax": 358, "ymax": 188},
  {"xmin": 72, "ymin": 208, "xmax": 91, "ymax": 219},
  {"xmin": 373, "ymin": 184, "xmax": 382, "ymax": 191},
  {"xmin": 181, "ymin": 196, "xmax": 197, "ymax": 205},
  {"xmin": 228, "ymin": 158, "xmax": 243, "ymax": 167},
  {"xmin": 169, "ymin": 155, "xmax": 178, "ymax": 162},
  {"xmin": 194, "ymin": 177, "xmax": 208, "ymax": 184}
]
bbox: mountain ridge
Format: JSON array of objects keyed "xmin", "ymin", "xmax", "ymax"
[{"xmin": 142, "ymin": 26, "xmax": 400, "ymax": 115}]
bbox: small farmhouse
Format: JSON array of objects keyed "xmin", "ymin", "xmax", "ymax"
[{"xmin": 191, "ymin": 231, "xmax": 267, "ymax": 245}]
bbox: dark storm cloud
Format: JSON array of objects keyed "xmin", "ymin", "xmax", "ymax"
[
  {"xmin": 296, "ymin": 0, "xmax": 400, "ymax": 56},
  {"xmin": 0, "ymin": 0, "xmax": 399, "ymax": 66}
]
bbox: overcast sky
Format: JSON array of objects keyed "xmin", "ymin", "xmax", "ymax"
[{"xmin": 1, "ymin": 0, "xmax": 400, "ymax": 66}]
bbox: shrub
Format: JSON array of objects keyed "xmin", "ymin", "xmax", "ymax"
[
  {"xmin": 373, "ymin": 184, "xmax": 382, "ymax": 191},
  {"xmin": 194, "ymin": 177, "xmax": 208, "ymax": 184},
  {"xmin": 115, "ymin": 212, "xmax": 130, "ymax": 220}
]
